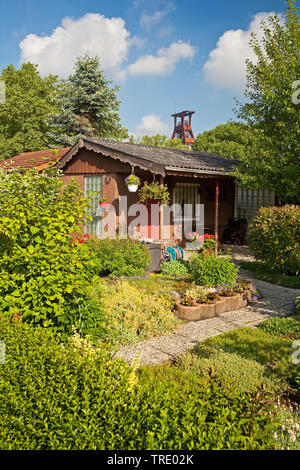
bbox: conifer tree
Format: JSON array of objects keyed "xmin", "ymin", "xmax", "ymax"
[{"xmin": 49, "ymin": 55, "xmax": 128, "ymax": 146}]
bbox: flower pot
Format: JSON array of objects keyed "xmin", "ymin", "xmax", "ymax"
[
  {"xmin": 99, "ymin": 202, "xmax": 110, "ymax": 209},
  {"xmin": 215, "ymin": 299, "xmax": 227, "ymax": 315},
  {"xmin": 240, "ymin": 291, "xmax": 249, "ymax": 308},
  {"xmin": 225, "ymin": 295, "xmax": 243, "ymax": 312},
  {"xmin": 175, "ymin": 302, "xmax": 216, "ymax": 321},
  {"xmin": 127, "ymin": 184, "xmax": 138, "ymax": 192}
]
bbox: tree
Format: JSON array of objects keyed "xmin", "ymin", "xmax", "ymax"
[
  {"xmin": 192, "ymin": 121, "xmax": 258, "ymax": 160},
  {"xmin": 133, "ymin": 134, "xmax": 187, "ymax": 149},
  {"xmin": 49, "ymin": 55, "xmax": 128, "ymax": 146},
  {"xmin": 0, "ymin": 63, "xmax": 58, "ymax": 159},
  {"xmin": 235, "ymin": 0, "xmax": 300, "ymax": 198}
]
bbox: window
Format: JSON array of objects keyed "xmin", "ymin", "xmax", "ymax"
[
  {"xmin": 235, "ymin": 184, "xmax": 275, "ymax": 222},
  {"xmin": 84, "ymin": 175, "xmax": 103, "ymax": 237},
  {"xmin": 173, "ymin": 183, "xmax": 201, "ymax": 222}
]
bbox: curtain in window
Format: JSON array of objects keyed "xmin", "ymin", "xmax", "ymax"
[{"xmin": 84, "ymin": 175, "xmax": 103, "ymax": 237}]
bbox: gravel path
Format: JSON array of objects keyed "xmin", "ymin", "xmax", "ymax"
[{"xmin": 115, "ymin": 270, "xmax": 300, "ymax": 366}]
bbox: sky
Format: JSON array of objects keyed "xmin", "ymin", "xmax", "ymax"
[{"xmin": 0, "ymin": 0, "xmax": 294, "ymax": 137}]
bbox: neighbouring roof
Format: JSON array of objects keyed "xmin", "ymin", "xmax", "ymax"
[
  {"xmin": 0, "ymin": 148, "xmax": 71, "ymax": 171},
  {"xmin": 57, "ymin": 138, "xmax": 239, "ymax": 177}
]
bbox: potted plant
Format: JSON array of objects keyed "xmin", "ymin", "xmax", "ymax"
[
  {"xmin": 125, "ymin": 175, "xmax": 141, "ymax": 192},
  {"xmin": 99, "ymin": 197, "xmax": 110, "ymax": 209},
  {"xmin": 139, "ymin": 181, "xmax": 170, "ymax": 205}
]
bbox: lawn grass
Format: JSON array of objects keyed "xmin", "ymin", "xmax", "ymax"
[
  {"xmin": 240, "ymin": 260, "xmax": 300, "ymax": 289},
  {"xmin": 140, "ymin": 319, "xmax": 300, "ymax": 449}
]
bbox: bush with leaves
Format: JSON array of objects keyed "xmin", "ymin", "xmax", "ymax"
[
  {"xmin": 87, "ymin": 237, "xmax": 150, "ymax": 278},
  {"xmin": 259, "ymin": 317, "xmax": 300, "ymax": 340},
  {"xmin": 247, "ymin": 205, "xmax": 300, "ymax": 275},
  {"xmin": 0, "ymin": 169, "xmax": 94, "ymax": 333},
  {"xmin": 88, "ymin": 279, "xmax": 177, "ymax": 345},
  {"xmin": 0, "ymin": 317, "xmax": 277, "ymax": 450},
  {"xmin": 161, "ymin": 260, "xmax": 189, "ymax": 277},
  {"xmin": 189, "ymin": 252, "xmax": 239, "ymax": 287}
]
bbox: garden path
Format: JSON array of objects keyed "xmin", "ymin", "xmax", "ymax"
[{"xmin": 115, "ymin": 270, "xmax": 300, "ymax": 366}]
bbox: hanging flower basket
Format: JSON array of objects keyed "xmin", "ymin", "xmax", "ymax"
[
  {"xmin": 139, "ymin": 181, "xmax": 170, "ymax": 205},
  {"xmin": 125, "ymin": 175, "xmax": 141, "ymax": 192},
  {"xmin": 99, "ymin": 198, "xmax": 110, "ymax": 209}
]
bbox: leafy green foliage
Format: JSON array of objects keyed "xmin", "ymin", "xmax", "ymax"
[
  {"xmin": 259, "ymin": 316, "xmax": 300, "ymax": 340},
  {"xmin": 0, "ymin": 318, "xmax": 277, "ymax": 450},
  {"xmin": 204, "ymin": 327, "xmax": 295, "ymax": 380},
  {"xmin": 0, "ymin": 169, "xmax": 93, "ymax": 332},
  {"xmin": 49, "ymin": 55, "xmax": 128, "ymax": 146},
  {"xmin": 177, "ymin": 349, "xmax": 282, "ymax": 394},
  {"xmin": 87, "ymin": 237, "xmax": 150, "ymax": 278},
  {"xmin": 88, "ymin": 279, "xmax": 177, "ymax": 345},
  {"xmin": 193, "ymin": 121, "xmax": 257, "ymax": 161},
  {"xmin": 161, "ymin": 260, "xmax": 189, "ymax": 277},
  {"xmin": 189, "ymin": 253, "xmax": 239, "ymax": 287},
  {"xmin": 235, "ymin": 1, "xmax": 300, "ymax": 198},
  {"xmin": 133, "ymin": 134, "xmax": 187, "ymax": 149},
  {"xmin": 138, "ymin": 367, "xmax": 277, "ymax": 450},
  {"xmin": 138, "ymin": 181, "xmax": 170, "ymax": 204},
  {"xmin": 203, "ymin": 238, "xmax": 217, "ymax": 251},
  {"xmin": 240, "ymin": 261, "xmax": 300, "ymax": 288},
  {"xmin": 247, "ymin": 205, "xmax": 300, "ymax": 275},
  {"xmin": 0, "ymin": 63, "xmax": 58, "ymax": 159},
  {"xmin": 0, "ymin": 318, "xmax": 140, "ymax": 450}
]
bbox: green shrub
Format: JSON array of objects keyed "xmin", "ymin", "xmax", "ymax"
[
  {"xmin": 259, "ymin": 317, "xmax": 300, "ymax": 339},
  {"xmin": 203, "ymin": 238, "xmax": 217, "ymax": 251},
  {"xmin": 201, "ymin": 327, "xmax": 294, "ymax": 380},
  {"xmin": 88, "ymin": 279, "xmax": 177, "ymax": 345},
  {"xmin": 161, "ymin": 260, "xmax": 189, "ymax": 277},
  {"xmin": 189, "ymin": 253, "xmax": 239, "ymax": 287},
  {"xmin": 0, "ymin": 318, "xmax": 277, "ymax": 450},
  {"xmin": 87, "ymin": 237, "xmax": 150, "ymax": 278},
  {"xmin": 247, "ymin": 205, "xmax": 300, "ymax": 275},
  {"xmin": 138, "ymin": 367, "xmax": 277, "ymax": 450},
  {"xmin": 177, "ymin": 350, "xmax": 282, "ymax": 394},
  {"xmin": 0, "ymin": 169, "xmax": 93, "ymax": 333}
]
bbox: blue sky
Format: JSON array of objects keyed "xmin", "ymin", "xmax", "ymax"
[{"xmin": 0, "ymin": 0, "xmax": 293, "ymax": 137}]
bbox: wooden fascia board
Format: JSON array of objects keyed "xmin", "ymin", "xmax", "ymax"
[
  {"xmin": 56, "ymin": 139, "xmax": 166, "ymax": 177},
  {"xmin": 166, "ymin": 167, "xmax": 234, "ymax": 178}
]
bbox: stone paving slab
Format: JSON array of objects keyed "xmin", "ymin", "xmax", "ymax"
[{"xmin": 115, "ymin": 268, "xmax": 300, "ymax": 366}]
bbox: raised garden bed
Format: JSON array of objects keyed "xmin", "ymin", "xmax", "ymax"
[{"xmin": 175, "ymin": 289, "xmax": 253, "ymax": 321}]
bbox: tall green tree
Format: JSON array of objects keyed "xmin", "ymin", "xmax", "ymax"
[
  {"xmin": 0, "ymin": 63, "xmax": 58, "ymax": 159},
  {"xmin": 49, "ymin": 55, "xmax": 128, "ymax": 146},
  {"xmin": 235, "ymin": 0, "xmax": 300, "ymax": 198},
  {"xmin": 192, "ymin": 121, "xmax": 258, "ymax": 160},
  {"xmin": 133, "ymin": 134, "xmax": 187, "ymax": 149}
]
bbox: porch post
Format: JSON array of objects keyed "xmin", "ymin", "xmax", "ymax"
[
  {"xmin": 159, "ymin": 176, "xmax": 164, "ymax": 240},
  {"xmin": 215, "ymin": 179, "xmax": 219, "ymax": 256}
]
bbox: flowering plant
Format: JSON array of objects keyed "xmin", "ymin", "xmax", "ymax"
[
  {"xmin": 188, "ymin": 232, "xmax": 215, "ymax": 243},
  {"xmin": 138, "ymin": 181, "xmax": 170, "ymax": 205},
  {"xmin": 124, "ymin": 175, "xmax": 141, "ymax": 186},
  {"xmin": 71, "ymin": 234, "xmax": 90, "ymax": 245}
]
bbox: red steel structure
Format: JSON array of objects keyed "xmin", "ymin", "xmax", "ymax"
[{"xmin": 171, "ymin": 110, "xmax": 195, "ymax": 147}]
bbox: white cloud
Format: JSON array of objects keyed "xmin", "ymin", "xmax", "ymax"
[
  {"xmin": 203, "ymin": 12, "xmax": 282, "ymax": 92},
  {"xmin": 19, "ymin": 13, "xmax": 131, "ymax": 80},
  {"xmin": 135, "ymin": 114, "xmax": 169, "ymax": 136},
  {"xmin": 140, "ymin": 1, "xmax": 175, "ymax": 30},
  {"xmin": 128, "ymin": 40, "xmax": 195, "ymax": 76}
]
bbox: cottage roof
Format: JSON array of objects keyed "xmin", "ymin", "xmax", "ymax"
[
  {"xmin": 0, "ymin": 148, "xmax": 71, "ymax": 171},
  {"xmin": 57, "ymin": 138, "xmax": 239, "ymax": 177}
]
